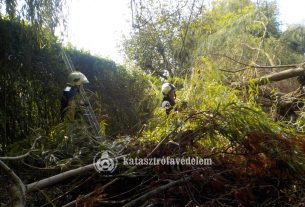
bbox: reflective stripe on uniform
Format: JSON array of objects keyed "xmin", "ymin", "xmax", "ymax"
[
  {"xmin": 162, "ymin": 100, "xmax": 172, "ymax": 109},
  {"xmin": 64, "ymin": 86, "xmax": 72, "ymax": 92}
]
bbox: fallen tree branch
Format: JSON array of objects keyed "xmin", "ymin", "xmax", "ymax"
[
  {"xmin": 26, "ymin": 163, "xmax": 95, "ymax": 192},
  {"xmin": 211, "ymin": 53, "xmax": 303, "ymax": 72},
  {"xmin": 232, "ymin": 66, "xmax": 305, "ymax": 88},
  {"xmin": 146, "ymin": 124, "xmax": 181, "ymax": 157},
  {"xmin": 253, "ymin": 67, "xmax": 305, "ymax": 85},
  {"xmin": 0, "ymin": 136, "xmax": 41, "ymax": 160},
  {"xmin": 40, "ymin": 173, "xmax": 96, "ymax": 207},
  {"xmin": 122, "ymin": 177, "xmax": 191, "ymax": 207},
  {"xmin": 0, "ymin": 160, "xmax": 26, "ymax": 207},
  {"xmin": 62, "ymin": 178, "xmax": 120, "ymax": 207},
  {"xmin": 62, "ymin": 113, "xmax": 199, "ymax": 207}
]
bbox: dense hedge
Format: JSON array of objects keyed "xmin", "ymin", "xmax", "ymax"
[{"xmin": 0, "ymin": 19, "xmax": 155, "ymax": 151}]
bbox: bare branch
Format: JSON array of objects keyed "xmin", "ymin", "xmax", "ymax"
[
  {"xmin": 0, "ymin": 136, "xmax": 41, "ymax": 160},
  {"xmin": 253, "ymin": 19, "xmax": 267, "ymax": 62},
  {"xmin": 241, "ymin": 42, "xmax": 275, "ymax": 66},
  {"xmin": 0, "ymin": 160, "xmax": 26, "ymax": 206},
  {"xmin": 212, "ymin": 53, "xmax": 304, "ymax": 73},
  {"xmin": 211, "ymin": 53, "xmax": 250, "ymax": 67},
  {"xmin": 26, "ymin": 163, "xmax": 95, "ymax": 192},
  {"xmin": 252, "ymin": 67, "xmax": 305, "ymax": 85}
]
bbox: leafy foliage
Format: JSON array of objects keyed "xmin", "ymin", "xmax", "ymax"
[
  {"xmin": 0, "ymin": 0, "xmax": 67, "ymax": 33},
  {"xmin": 109, "ymin": 57, "xmax": 305, "ymax": 207},
  {"xmin": 0, "ymin": 19, "xmax": 155, "ymax": 153},
  {"xmin": 1, "ymin": 0, "xmax": 305, "ymax": 206},
  {"xmin": 124, "ymin": 0, "xmax": 305, "ymax": 81},
  {"xmin": 124, "ymin": 0, "xmax": 205, "ymax": 78}
]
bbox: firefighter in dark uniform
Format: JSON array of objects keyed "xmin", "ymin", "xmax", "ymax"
[
  {"xmin": 161, "ymin": 83, "xmax": 176, "ymax": 115},
  {"xmin": 60, "ymin": 71, "xmax": 89, "ymax": 121}
]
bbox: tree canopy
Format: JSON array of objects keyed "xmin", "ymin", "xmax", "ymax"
[
  {"xmin": 124, "ymin": 0, "xmax": 305, "ymax": 79},
  {"xmin": 0, "ymin": 0, "xmax": 67, "ymax": 32}
]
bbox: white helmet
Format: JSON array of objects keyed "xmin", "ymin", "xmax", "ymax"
[
  {"xmin": 67, "ymin": 71, "xmax": 89, "ymax": 86},
  {"xmin": 162, "ymin": 83, "xmax": 175, "ymax": 95}
]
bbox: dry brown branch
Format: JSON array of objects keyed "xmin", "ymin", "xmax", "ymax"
[
  {"xmin": 62, "ymin": 175, "xmax": 125, "ymax": 207},
  {"xmin": 122, "ymin": 177, "xmax": 191, "ymax": 207}
]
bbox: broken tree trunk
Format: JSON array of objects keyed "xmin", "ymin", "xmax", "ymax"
[
  {"xmin": 250, "ymin": 66, "xmax": 305, "ymax": 86},
  {"xmin": 230, "ymin": 63, "xmax": 305, "ymax": 120}
]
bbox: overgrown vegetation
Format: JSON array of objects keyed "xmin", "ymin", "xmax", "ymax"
[
  {"xmin": 0, "ymin": 19, "xmax": 155, "ymax": 151},
  {"xmin": 1, "ymin": 0, "xmax": 305, "ymax": 206}
]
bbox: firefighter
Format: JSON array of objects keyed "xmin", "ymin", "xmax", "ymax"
[
  {"xmin": 60, "ymin": 71, "xmax": 89, "ymax": 121},
  {"xmin": 161, "ymin": 83, "xmax": 176, "ymax": 115}
]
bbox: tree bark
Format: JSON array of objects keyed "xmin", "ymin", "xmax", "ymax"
[
  {"xmin": 251, "ymin": 67, "xmax": 305, "ymax": 85},
  {"xmin": 0, "ymin": 136, "xmax": 41, "ymax": 160},
  {"xmin": 26, "ymin": 163, "xmax": 95, "ymax": 192}
]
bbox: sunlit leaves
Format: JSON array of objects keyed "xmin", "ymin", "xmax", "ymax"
[{"xmin": 125, "ymin": 0, "xmax": 205, "ymax": 78}]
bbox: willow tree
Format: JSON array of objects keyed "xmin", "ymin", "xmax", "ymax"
[
  {"xmin": 124, "ymin": 0, "xmax": 205, "ymax": 78},
  {"xmin": 125, "ymin": 0, "xmax": 305, "ymax": 80},
  {"xmin": 0, "ymin": 0, "xmax": 67, "ymax": 33},
  {"xmin": 177, "ymin": 0, "xmax": 304, "ymax": 86}
]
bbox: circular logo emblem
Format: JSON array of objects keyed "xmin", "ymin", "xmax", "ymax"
[{"xmin": 93, "ymin": 151, "xmax": 117, "ymax": 173}]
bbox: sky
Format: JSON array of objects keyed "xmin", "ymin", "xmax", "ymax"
[
  {"xmin": 65, "ymin": 0, "xmax": 305, "ymax": 64},
  {"xmin": 277, "ymin": 0, "xmax": 305, "ymax": 29},
  {"xmin": 65, "ymin": 0, "xmax": 131, "ymax": 64}
]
